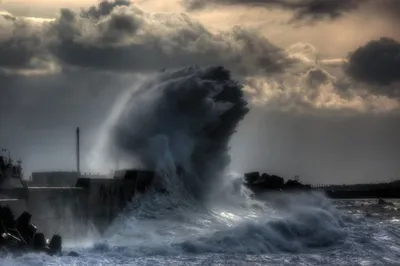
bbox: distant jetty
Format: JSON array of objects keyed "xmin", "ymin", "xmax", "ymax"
[{"xmin": 243, "ymin": 172, "xmax": 400, "ymax": 199}]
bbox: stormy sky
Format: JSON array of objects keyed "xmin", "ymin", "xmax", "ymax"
[{"xmin": 0, "ymin": 0, "xmax": 399, "ymax": 184}]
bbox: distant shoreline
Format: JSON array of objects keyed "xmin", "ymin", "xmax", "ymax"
[{"xmin": 243, "ymin": 171, "xmax": 400, "ymax": 199}]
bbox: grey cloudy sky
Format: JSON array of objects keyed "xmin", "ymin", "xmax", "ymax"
[{"xmin": 0, "ymin": 0, "xmax": 399, "ymax": 184}]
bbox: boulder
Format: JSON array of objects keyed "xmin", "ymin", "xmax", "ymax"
[{"xmin": 0, "ymin": 206, "xmax": 62, "ymax": 255}]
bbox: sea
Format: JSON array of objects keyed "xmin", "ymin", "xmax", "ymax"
[
  {"xmin": 4, "ymin": 196, "xmax": 400, "ymax": 266},
  {"xmin": 4, "ymin": 66, "xmax": 400, "ymax": 265}
]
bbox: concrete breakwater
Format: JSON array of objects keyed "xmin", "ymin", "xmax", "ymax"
[{"xmin": 1, "ymin": 170, "xmax": 154, "ymax": 241}]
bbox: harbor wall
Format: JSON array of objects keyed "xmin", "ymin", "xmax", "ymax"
[
  {"xmin": 25, "ymin": 187, "xmax": 89, "ymax": 241},
  {"xmin": 0, "ymin": 170, "xmax": 155, "ymax": 240}
]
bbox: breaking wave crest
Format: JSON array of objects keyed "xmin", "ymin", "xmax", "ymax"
[
  {"xmin": 95, "ymin": 192, "xmax": 346, "ymax": 256},
  {"xmin": 100, "ymin": 66, "xmax": 249, "ymax": 201},
  {"xmin": 91, "ymin": 66, "xmax": 346, "ymax": 256},
  {"xmin": 178, "ymin": 193, "xmax": 346, "ymax": 254}
]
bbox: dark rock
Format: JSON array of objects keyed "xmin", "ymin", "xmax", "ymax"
[
  {"xmin": 0, "ymin": 207, "xmax": 16, "ymax": 229},
  {"xmin": 0, "ymin": 207, "xmax": 62, "ymax": 255},
  {"xmin": 48, "ymin": 235, "xmax": 62, "ymax": 255},
  {"xmin": 67, "ymin": 251, "xmax": 80, "ymax": 257},
  {"xmin": 33, "ymin": 233, "xmax": 46, "ymax": 250},
  {"xmin": 16, "ymin": 212, "xmax": 37, "ymax": 244}
]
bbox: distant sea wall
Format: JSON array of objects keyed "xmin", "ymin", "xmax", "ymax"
[
  {"xmin": 312, "ymin": 183, "xmax": 400, "ymax": 199},
  {"xmin": 243, "ymin": 172, "xmax": 400, "ymax": 199}
]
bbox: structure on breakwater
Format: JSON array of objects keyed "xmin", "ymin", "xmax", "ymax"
[{"xmin": 0, "ymin": 128, "xmax": 155, "ymax": 246}]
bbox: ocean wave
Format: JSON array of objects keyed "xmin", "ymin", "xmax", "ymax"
[
  {"xmin": 177, "ymin": 192, "xmax": 346, "ymax": 254},
  {"xmin": 94, "ymin": 66, "xmax": 248, "ymax": 202},
  {"xmin": 86, "ymin": 66, "xmax": 349, "ymax": 257}
]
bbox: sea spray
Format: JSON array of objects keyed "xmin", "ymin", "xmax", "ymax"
[
  {"xmin": 95, "ymin": 66, "xmax": 249, "ymax": 201},
  {"xmin": 175, "ymin": 192, "xmax": 345, "ymax": 254},
  {"xmin": 90, "ymin": 66, "xmax": 346, "ymax": 256}
]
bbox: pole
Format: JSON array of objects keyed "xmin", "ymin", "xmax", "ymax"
[
  {"xmin": 76, "ymin": 127, "xmax": 80, "ymax": 174},
  {"xmin": 115, "ymin": 146, "xmax": 119, "ymax": 171}
]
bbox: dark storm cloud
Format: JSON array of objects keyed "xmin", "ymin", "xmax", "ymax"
[
  {"xmin": 0, "ymin": 27, "xmax": 41, "ymax": 69},
  {"xmin": 0, "ymin": 17, "xmax": 51, "ymax": 73},
  {"xmin": 53, "ymin": 7, "xmax": 289, "ymax": 74},
  {"xmin": 1, "ymin": 0, "xmax": 399, "ymax": 110},
  {"xmin": 81, "ymin": 0, "xmax": 131, "ymax": 19},
  {"xmin": 304, "ymin": 68, "xmax": 330, "ymax": 88},
  {"xmin": 343, "ymin": 38, "xmax": 400, "ymax": 99},
  {"xmin": 346, "ymin": 38, "xmax": 400, "ymax": 86},
  {"xmin": 104, "ymin": 10, "xmax": 143, "ymax": 36},
  {"xmin": 183, "ymin": 0, "xmax": 364, "ymax": 23},
  {"xmin": 0, "ymin": 1, "xmax": 291, "ymax": 76}
]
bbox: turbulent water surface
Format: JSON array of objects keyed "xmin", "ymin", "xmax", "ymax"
[
  {"xmin": 5, "ymin": 66, "xmax": 400, "ymax": 265},
  {"xmin": 5, "ymin": 196, "xmax": 400, "ymax": 266}
]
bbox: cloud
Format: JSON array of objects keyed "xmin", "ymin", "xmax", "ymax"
[
  {"xmin": 0, "ymin": 1, "xmax": 291, "ymax": 77},
  {"xmin": 345, "ymin": 38, "xmax": 400, "ymax": 87},
  {"xmin": 0, "ymin": 0, "xmax": 399, "ymax": 116},
  {"xmin": 338, "ymin": 37, "xmax": 400, "ymax": 101},
  {"xmin": 53, "ymin": 6, "xmax": 290, "ymax": 75},
  {"xmin": 0, "ymin": 11, "xmax": 17, "ymax": 21},
  {"xmin": 183, "ymin": 0, "xmax": 365, "ymax": 23},
  {"xmin": 0, "ymin": 11, "xmax": 58, "ymax": 76},
  {"xmin": 242, "ymin": 42, "xmax": 400, "ymax": 114},
  {"xmin": 81, "ymin": 0, "xmax": 131, "ymax": 19}
]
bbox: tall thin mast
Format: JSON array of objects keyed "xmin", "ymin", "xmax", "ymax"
[{"xmin": 76, "ymin": 127, "xmax": 80, "ymax": 174}]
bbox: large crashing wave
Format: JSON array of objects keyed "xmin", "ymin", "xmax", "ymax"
[
  {"xmin": 90, "ymin": 66, "xmax": 346, "ymax": 256},
  {"xmin": 94, "ymin": 192, "xmax": 347, "ymax": 256},
  {"xmin": 104, "ymin": 66, "xmax": 249, "ymax": 200}
]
